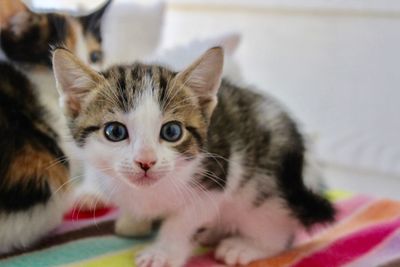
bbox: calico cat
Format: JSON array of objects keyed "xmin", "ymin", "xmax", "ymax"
[
  {"xmin": 0, "ymin": 0, "xmax": 111, "ymax": 254},
  {"xmin": 52, "ymin": 47, "xmax": 335, "ymax": 266}
]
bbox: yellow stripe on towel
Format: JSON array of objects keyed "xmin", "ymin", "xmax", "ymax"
[
  {"xmin": 65, "ymin": 245, "xmax": 147, "ymax": 267},
  {"xmin": 325, "ymin": 190, "xmax": 353, "ymax": 201}
]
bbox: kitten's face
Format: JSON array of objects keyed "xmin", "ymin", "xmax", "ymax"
[
  {"xmin": 77, "ymin": 68, "xmax": 207, "ymax": 187},
  {"xmin": 52, "ymin": 48, "xmax": 223, "ymax": 188},
  {"xmin": 0, "ymin": 0, "xmax": 111, "ymax": 68}
]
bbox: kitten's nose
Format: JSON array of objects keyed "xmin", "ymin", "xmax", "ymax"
[
  {"xmin": 134, "ymin": 146, "xmax": 157, "ymax": 171},
  {"xmin": 135, "ymin": 160, "xmax": 156, "ymax": 171}
]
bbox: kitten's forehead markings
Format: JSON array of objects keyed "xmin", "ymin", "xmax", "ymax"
[{"xmin": 129, "ymin": 75, "xmax": 161, "ymax": 148}]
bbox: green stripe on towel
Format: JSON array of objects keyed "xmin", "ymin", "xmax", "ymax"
[{"xmin": 1, "ymin": 235, "xmax": 150, "ymax": 267}]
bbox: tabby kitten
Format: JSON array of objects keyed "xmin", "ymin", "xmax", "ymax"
[
  {"xmin": 0, "ymin": 0, "xmax": 111, "ymax": 253},
  {"xmin": 52, "ymin": 47, "xmax": 335, "ymax": 267}
]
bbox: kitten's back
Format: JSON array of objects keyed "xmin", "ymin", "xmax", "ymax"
[{"xmin": 204, "ymin": 81, "xmax": 335, "ymax": 226}]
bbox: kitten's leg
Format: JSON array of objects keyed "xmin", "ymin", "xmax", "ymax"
[
  {"xmin": 136, "ymin": 194, "xmax": 221, "ymax": 267},
  {"xmin": 115, "ymin": 212, "xmax": 152, "ymax": 237},
  {"xmin": 193, "ymin": 226, "xmax": 226, "ymax": 247},
  {"xmin": 135, "ymin": 214, "xmax": 195, "ymax": 267},
  {"xmin": 215, "ymin": 197, "xmax": 297, "ymax": 266}
]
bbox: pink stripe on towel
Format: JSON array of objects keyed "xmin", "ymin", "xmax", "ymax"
[
  {"xmin": 345, "ymin": 229, "xmax": 400, "ymax": 267},
  {"xmin": 296, "ymin": 194, "xmax": 374, "ymax": 244},
  {"xmin": 293, "ymin": 216, "xmax": 400, "ymax": 267}
]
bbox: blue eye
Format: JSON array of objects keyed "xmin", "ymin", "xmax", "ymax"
[
  {"xmin": 90, "ymin": 50, "xmax": 103, "ymax": 63},
  {"xmin": 161, "ymin": 121, "xmax": 183, "ymax": 142},
  {"xmin": 104, "ymin": 122, "xmax": 128, "ymax": 142}
]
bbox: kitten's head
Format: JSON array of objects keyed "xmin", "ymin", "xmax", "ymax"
[
  {"xmin": 0, "ymin": 0, "xmax": 111, "ymax": 68},
  {"xmin": 52, "ymin": 47, "xmax": 223, "ymax": 187}
]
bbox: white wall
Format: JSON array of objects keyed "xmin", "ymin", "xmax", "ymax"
[
  {"xmin": 28, "ymin": 0, "xmax": 400, "ymax": 198},
  {"xmin": 160, "ymin": 1, "xmax": 400, "ymax": 198}
]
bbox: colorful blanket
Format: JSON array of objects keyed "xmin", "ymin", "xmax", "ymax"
[{"xmin": 1, "ymin": 192, "xmax": 400, "ymax": 267}]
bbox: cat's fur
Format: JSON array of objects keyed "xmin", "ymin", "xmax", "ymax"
[
  {"xmin": 0, "ymin": 0, "xmax": 110, "ymax": 254},
  {"xmin": 52, "ymin": 47, "xmax": 335, "ymax": 266}
]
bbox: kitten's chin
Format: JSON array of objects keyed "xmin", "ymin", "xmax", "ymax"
[{"xmin": 126, "ymin": 173, "xmax": 161, "ymax": 187}]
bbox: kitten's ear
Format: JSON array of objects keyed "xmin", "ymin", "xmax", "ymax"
[
  {"xmin": 176, "ymin": 47, "xmax": 224, "ymax": 118},
  {"xmin": 52, "ymin": 48, "xmax": 104, "ymax": 117}
]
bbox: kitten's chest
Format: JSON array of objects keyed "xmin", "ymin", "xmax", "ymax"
[{"xmin": 112, "ymin": 178, "xmax": 188, "ymax": 219}]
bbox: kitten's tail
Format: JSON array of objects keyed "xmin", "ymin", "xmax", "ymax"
[
  {"xmin": 293, "ymin": 189, "xmax": 336, "ymax": 227},
  {"xmin": 279, "ymin": 148, "xmax": 336, "ymax": 228}
]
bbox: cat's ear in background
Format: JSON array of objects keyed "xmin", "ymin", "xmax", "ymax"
[
  {"xmin": 52, "ymin": 48, "xmax": 104, "ymax": 118},
  {"xmin": 78, "ymin": 0, "xmax": 112, "ymax": 65},
  {"xmin": 176, "ymin": 47, "xmax": 224, "ymax": 118},
  {"xmin": 79, "ymin": 0, "xmax": 112, "ymax": 39}
]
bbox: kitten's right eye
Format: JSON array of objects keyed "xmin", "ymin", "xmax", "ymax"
[{"xmin": 104, "ymin": 122, "xmax": 128, "ymax": 142}]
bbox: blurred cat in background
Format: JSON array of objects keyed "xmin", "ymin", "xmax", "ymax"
[{"xmin": 0, "ymin": 0, "xmax": 111, "ymax": 254}]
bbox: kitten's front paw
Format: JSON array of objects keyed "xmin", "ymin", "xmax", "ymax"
[
  {"xmin": 215, "ymin": 237, "xmax": 266, "ymax": 266},
  {"xmin": 136, "ymin": 246, "xmax": 185, "ymax": 267}
]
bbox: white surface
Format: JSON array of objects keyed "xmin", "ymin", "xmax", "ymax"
[
  {"xmin": 101, "ymin": 1, "xmax": 165, "ymax": 65},
  {"xmin": 29, "ymin": 0, "xmax": 400, "ymax": 198},
  {"xmin": 159, "ymin": 2, "xmax": 400, "ymax": 198},
  {"xmin": 169, "ymin": 0, "xmax": 400, "ymax": 10}
]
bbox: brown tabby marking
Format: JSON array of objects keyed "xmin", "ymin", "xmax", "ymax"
[{"xmin": 63, "ymin": 61, "xmax": 207, "ymax": 159}]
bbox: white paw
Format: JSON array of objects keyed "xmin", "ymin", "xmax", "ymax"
[
  {"xmin": 136, "ymin": 246, "xmax": 185, "ymax": 267},
  {"xmin": 215, "ymin": 237, "xmax": 266, "ymax": 266},
  {"xmin": 136, "ymin": 247, "xmax": 168, "ymax": 267}
]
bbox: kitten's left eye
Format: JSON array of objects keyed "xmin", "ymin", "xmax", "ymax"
[
  {"xmin": 104, "ymin": 122, "xmax": 128, "ymax": 142},
  {"xmin": 160, "ymin": 121, "xmax": 183, "ymax": 142},
  {"xmin": 90, "ymin": 50, "xmax": 103, "ymax": 63}
]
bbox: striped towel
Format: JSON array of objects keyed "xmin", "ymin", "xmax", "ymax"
[{"xmin": 1, "ymin": 192, "xmax": 400, "ymax": 267}]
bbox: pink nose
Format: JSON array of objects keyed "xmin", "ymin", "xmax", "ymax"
[{"xmin": 135, "ymin": 160, "xmax": 156, "ymax": 171}]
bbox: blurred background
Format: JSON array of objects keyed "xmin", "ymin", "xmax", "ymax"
[{"xmin": 24, "ymin": 0, "xmax": 400, "ymax": 198}]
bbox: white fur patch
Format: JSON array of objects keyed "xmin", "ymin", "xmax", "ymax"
[
  {"xmin": 0, "ymin": 192, "xmax": 71, "ymax": 253},
  {"xmin": 72, "ymin": 21, "xmax": 89, "ymax": 66}
]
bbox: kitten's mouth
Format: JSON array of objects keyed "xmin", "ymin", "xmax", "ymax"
[{"xmin": 127, "ymin": 173, "xmax": 160, "ymax": 187}]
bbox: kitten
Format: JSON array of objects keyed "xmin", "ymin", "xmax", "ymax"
[
  {"xmin": 0, "ymin": 0, "xmax": 111, "ymax": 254},
  {"xmin": 52, "ymin": 47, "xmax": 335, "ymax": 266}
]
